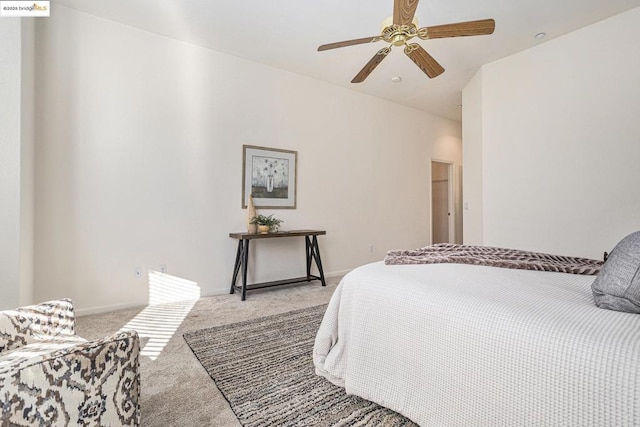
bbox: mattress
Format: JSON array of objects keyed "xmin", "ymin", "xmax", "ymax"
[{"xmin": 313, "ymin": 261, "xmax": 640, "ymax": 426}]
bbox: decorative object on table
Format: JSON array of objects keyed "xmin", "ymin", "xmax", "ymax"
[
  {"xmin": 183, "ymin": 304, "xmax": 416, "ymax": 427},
  {"xmin": 246, "ymin": 194, "xmax": 257, "ymax": 234},
  {"xmin": 242, "ymin": 145, "xmax": 297, "ymax": 209},
  {"xmin": 249, "ymin": 214, "xmax": 283, "ymax": 234}
]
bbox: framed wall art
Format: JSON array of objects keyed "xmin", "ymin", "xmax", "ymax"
[{"xmin": 242, "ymin": 145, "xmax": 297, "ymax": 209}]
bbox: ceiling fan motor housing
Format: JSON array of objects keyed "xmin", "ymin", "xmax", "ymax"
[{"xmin": 381, "ymin": 16, "xmax": 419, "ymax": 45}]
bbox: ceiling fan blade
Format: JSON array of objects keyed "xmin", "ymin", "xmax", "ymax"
[
  {"xmin": 352, "ymin": 47, "xmax": 391, "ymax": 83},
  {"xmin": 419, "ymin": 19, "xmax": 495, "ymax": 39},
  {"xmin": 318, "ymin": 36, "xmax": 381, "ymax": 51},
  {"xmin": 404, "ymin": 43, "xmax": 444, "ymax": 78},
  {"xmin": 393, "ymin": 0, "xmax": 419, "ymax": 25}
]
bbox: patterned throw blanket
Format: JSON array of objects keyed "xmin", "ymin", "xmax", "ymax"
[{"xmin": 384, "ymin": 243, "xmax": 603, "ymax": 275}]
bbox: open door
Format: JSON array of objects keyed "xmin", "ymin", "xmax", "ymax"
[{"xmin": 431, "ymin": 160, "xmax": 455, "ymax": 244}]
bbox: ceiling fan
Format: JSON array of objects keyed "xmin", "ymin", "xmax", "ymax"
[{"xmin": 318, "ymin": 0, "xmax": 495, "ymax": 83}]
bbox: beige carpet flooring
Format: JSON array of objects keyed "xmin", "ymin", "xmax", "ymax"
[{"xmin": 75, "ymin": 277, "xmax": 342, "ymax": 426}]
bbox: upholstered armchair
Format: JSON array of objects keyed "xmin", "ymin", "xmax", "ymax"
[{"xmin": 0, "ymin": 299, "xmax": 140, "ymax": 426}]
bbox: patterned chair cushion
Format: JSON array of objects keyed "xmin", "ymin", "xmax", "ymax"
[
  {"xmin": 0, "ymin": 310, "xmax": 37, "ymax": 354},
  {"xmin": 0, "ymin": 335, "xmax": 87, "ymax": 369}
]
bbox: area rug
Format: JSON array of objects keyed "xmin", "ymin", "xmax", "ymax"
[{"xmin": 183, "ymin": 304, "xmax": 417, "ymax": 427}]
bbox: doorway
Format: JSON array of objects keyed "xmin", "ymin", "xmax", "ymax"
[{"xmin": 431, "ymin": 160, "xmax": 455, "ymax": 244}]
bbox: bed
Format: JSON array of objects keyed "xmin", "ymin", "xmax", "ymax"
[{"xmin": 313, "ymin": 245, "xmax": 640, "ymax": 426}]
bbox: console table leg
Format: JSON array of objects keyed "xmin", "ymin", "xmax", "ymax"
[
  {"xmin": 311, "ymin": 235, "xmax": 327, "ymax": 286},
  {"xmin": 230, "ymin": 240, "xmax": 243, "ymax": 294},
  {"xmin": 305, "ymin": 236, "xmax": 312, "ymax": 281},
  {"xmin": 241, "ymin": 239, "xmax": 250, "ymax": 301}
]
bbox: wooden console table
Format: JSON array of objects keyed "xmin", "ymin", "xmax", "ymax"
[{"xmin": 229, "ymin": 230, "xmax": 326, "ymax": 301}]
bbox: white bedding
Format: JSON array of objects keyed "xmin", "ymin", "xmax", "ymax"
[{"xmin": 313, "ymin": 261, "xmax": 640, "ymax": 426}]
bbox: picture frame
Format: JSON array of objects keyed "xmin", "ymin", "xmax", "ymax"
[{"xmin": 242, "ymin": 145, "xmax": 297, "ymax": 209}]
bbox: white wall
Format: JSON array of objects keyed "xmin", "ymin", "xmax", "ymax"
[
  {"xmin": 33, "ymin": 7, "xmax": 461, "ymax": 313},
  {"xmin": 461, "ymin": 70, "xmax": 483, "ymax": 245},
  {"xmin": 463, "ymin": 6, "xmax": 640, "ymax": 259},
  {"xmin": 0, "ymin": 20, "xmax": 22, "ymax": 308},
  {"xmin": 20, "ymin": 19, "xmax": 35, "ymax": 306},
  {"xmin": 0, "ymin": 19, "xmax": 34, "ymax": 309}
]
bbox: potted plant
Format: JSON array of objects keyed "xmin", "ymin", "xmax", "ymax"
[{"xmin": 250, "ymin": 214, "xmax": 283, "ymax": 234}]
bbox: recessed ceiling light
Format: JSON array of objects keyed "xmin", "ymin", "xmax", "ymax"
[
  {"xmin": 391, "ymin": 76, "xmax": 402, "ymax": 83},
  {"xmin": 534, "ymin": 32, "xmax": 546, "ymax": 40}
]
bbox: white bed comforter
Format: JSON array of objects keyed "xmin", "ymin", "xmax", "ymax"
[{"xmin": 313, "ymin": 262, "xmax": 640, "ymax": 426}]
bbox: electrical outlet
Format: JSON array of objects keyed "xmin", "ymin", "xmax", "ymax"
[
  {"xmin": 160, "ymin": 264, "xmax": 167, "ymax": 274},
  {"xmin": 134, "ymin": 266, "xmax": 142, "ymax": 279},
  {"xmin": 369, "ymin": 244, "xmax": 374, "ymax": 253}
]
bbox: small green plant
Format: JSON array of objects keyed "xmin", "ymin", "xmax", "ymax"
[{"xmin": 250, "ymin": 214, "xmax": 283, "ymax": 227}]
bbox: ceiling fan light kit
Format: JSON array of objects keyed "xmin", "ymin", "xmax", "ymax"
[{"xmin": 318, "ymin": 0, "xmax": 495, "ymax": 83}]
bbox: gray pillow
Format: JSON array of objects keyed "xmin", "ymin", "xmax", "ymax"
[{"xmin": 592, "ymin": 231, "xmax": 640, "ymax": 313}]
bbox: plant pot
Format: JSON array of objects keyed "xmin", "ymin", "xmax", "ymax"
[{"xmin": 258, "ymin": 225, "xmax": 270, "ymax": 234}]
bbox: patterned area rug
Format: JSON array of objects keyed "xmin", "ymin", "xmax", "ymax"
[{"xmin": 183, "ymin": 304, "xmax": 417, "ymax": 427}]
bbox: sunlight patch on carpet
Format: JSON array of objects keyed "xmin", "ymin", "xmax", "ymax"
[{"xmin": 119, "ymin": 270, "xmax": 200, "ymax": 360}]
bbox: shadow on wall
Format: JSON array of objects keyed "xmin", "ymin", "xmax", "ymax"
[{"xmin": 119, "ymin": 270, "xmax": 200, "ymax": 360}]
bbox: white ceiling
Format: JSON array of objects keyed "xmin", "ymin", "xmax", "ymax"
[{"xmin": 53, "ymin": 0, "xmax": 640, "ymax": 121}]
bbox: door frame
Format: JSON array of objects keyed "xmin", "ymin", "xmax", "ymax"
[{"xmin": 429, "ymin": 159, "xmax": 456, "ymax": 244}]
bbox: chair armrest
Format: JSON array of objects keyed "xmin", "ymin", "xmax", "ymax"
[
  {"xmin": 0, "ymin": 330, "xmax": 140, "ymax": 426},
  {"xmin": 16, "ymin": 298, "xmax": 76, "ymax": 336},
  {"xmin": 1, "ymin": 310, "xmax": 36, "ymax": 353}
]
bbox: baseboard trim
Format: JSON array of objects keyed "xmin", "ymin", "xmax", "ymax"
[
  {"xmin": 76, "ymin": 302, "xmax": 147, "ymax": 317},
  {"xmin": 75, "ymin": 271, "xmax": 350, "ymax": 316},
  {"xmin": 325, "ymin": 269, "xmax": 350, "ymax": 279}
]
